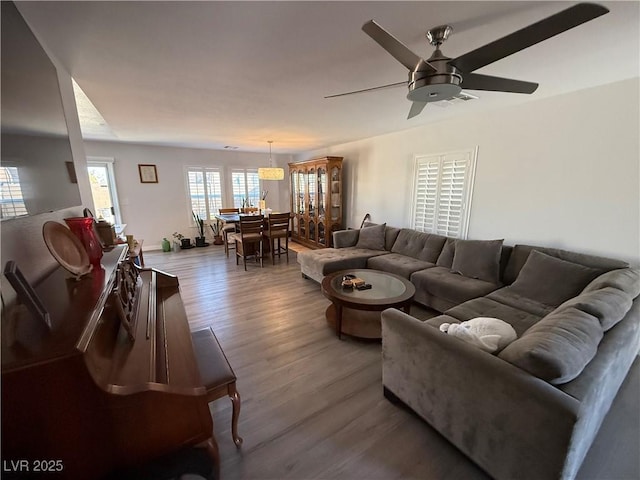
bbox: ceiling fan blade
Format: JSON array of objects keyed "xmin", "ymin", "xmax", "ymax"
[
  {"xmin": 324, "ymin": 81, "xmax": 406, "ymax": 99},
  {"xmin": 408, "ymin": 101, "xmax": 427, "ymax": 119},
  {"xmin": 362, "ymin": 20, "xmax": 436, "ymax": 73},
  {"xmin": 449, "ymin": 3, "xmax": 609, "ymax": 73},
  {"xmin": 461, "ymin": 73, "xmax": 538, "ymax": 94}
]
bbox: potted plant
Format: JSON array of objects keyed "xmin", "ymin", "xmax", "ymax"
[
  {"xmin": 192, "ymin": 212, "xmax": 209, "ymax": 247},
  {"xmin": 173, "ymin": 231, "xmax": 192, "ymax": 249},
  {"xmin": 241, "ymin": 198, "xmax": 254, "ymax": 213},
  {"xmin": 210, "ymin": 218, "xmax": 224, "ymax": 245}
]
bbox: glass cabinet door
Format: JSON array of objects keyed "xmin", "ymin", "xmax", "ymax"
[
  {"xmin": 318, "ymin": 222, "xmax": 326, "ymax": 246},
  {"xmin": 317, "ymin": 167, "xmax": 326, "ymax": 218},
  {"xmin": 330, "ymin": 166, "xmax": 340, "ymax": 221},
  {"xmin": 290, "ymin": 170, "xmax": 299, "ymax": 236},
  {"xmin": 297, "ymin": 171, "xmax": 305, "ymax": 216},
  {"xmin": 308, "ymin": 168, "xmax": 316, "ymax": 219},
  {"xmin": 291, "ymin": 171, "xmax": 298, "ymax": 214}
]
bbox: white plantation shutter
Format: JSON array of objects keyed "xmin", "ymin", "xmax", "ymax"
[
  {"xmin": 187, "ymin": 167, "xmax": 223, "ymax": 220},
  {"xmin": 412, "ymin": 149, "xmax": 477, "ymax": 239},
  {"xmin": 231, "ymin": 169, "xmax": 260, "ymax": 208},
  {"xmin": 413, "ymin": 160, "xmax": 439, "ymax": 232}
]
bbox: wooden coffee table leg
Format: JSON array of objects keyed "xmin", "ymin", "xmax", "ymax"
[
  {"xmin": 402, "ymin": 301, "xmax": 411, "ymax": 315},
  {"xmin": 335, "ymin": 304, "xmax": 343, "ymax": 340}
]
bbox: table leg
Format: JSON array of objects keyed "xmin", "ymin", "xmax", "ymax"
[
  {"xmin": 335, "ymin": 304, "xmax": 343, "ymax": 340},
  {"xmin": 401, "ymin": 301, "xmax": 411, "ymax": 315}
]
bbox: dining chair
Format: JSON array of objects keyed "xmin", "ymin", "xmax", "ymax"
[
  {"xmin": 235, "ymin": 215, "xmax": 264, "ymax": 270},
  {"xmin": 219, "ymin": 208, "xmax": 240, "ymax": 258},
  {"xmin": 264, "ymin": 212, "xmax": 291, "ymax": 265},
  {"xmin": 243, "ymin": 207, "xmax": 259, "ymax": 214}
]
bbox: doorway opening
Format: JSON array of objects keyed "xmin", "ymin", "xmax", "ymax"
[{"xmin": 87, "ymin": 157, "xmax": 122, "ymax": 225}]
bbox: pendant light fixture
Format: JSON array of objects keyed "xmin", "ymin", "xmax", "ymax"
[{"xmin": 258, "ymin": 140, "xmax": 284, "ymax": 180}]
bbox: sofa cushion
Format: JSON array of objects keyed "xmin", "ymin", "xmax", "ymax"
[
  {"xmin": 487, "ymin": 287, "xmax": 556, "ymax": 318},
  {"xmin": 367, "ymin": 253, "xmax": 436, "ymax": 279},
  {"xmin": 508, "ymin": 250, "xmax": 601, "ymax": 307},
  {"xmin": 297, "ymin": 247, "xmax": 387, "ymax": 282},
  {"xmin": 411, "ymin": 266, "xmax": 503, "ymax": 313},
  {"xmin": 356, "ymin": 223, "xmax": 386, "ymax": 250},
  {"xmin": 391, "ymin": 229, "xmax": 447, "ymax": 263},
  {"xmin": 556, "ymin": 287, "xmax": 633, "ymax": 331},
  {"xmin": 499, "ymin": 307, "xmax": 603, "ymax": 385},
  {"xmin": 582, "ymin": 267, "xmax": 640, "ymax": 298},
  {"xmin": 435, "ymin": 238, "xmax": 455, "ymax": 268},
  {"xmin": 451, "ymin": 239, "xmax": 503, "ymax": 284},
  {"xmin": 425, "ymin": 314, "xmax": 460, "ymax": 330},
  {"xmin": 503, "ymin": 245, "xmax": 627, "ymax": 285},
  {"xmin": 384, "ymin": 226, "xmax": 402, "ymax": 251},
  {"xmin": 444, "ymin": 296, "xmax": 542, "ymax": 336}
]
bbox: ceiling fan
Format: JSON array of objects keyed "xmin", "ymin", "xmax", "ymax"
[{"xmin": 326, "ymin": 3, "xmax": 609, "ymax": 119}]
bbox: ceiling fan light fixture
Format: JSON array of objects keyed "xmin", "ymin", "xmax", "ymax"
[
  {"xmin": 408, "ymin": 82, "xmax": 462, "ymax": 103},
  {"xmin": 258, "ymin": 141, "xmax": 284, "ymax": 181}
]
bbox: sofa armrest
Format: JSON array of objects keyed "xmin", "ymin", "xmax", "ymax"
[
  {"xmin": 381, "ymin": 308, "xmax": 580, "ymax": 480},
  {"xmin": 333, "ymin": 229, "xmax": 359, "ymax": 248}
]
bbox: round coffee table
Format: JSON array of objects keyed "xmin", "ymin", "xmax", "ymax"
[{"xmin": 321, "ymin": 269, "xmax": 415, "ymax": 339}]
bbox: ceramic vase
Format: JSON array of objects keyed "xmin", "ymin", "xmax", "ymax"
[{"xmin": 64, "ymin": 217, "xmax": 103, "ymax": 268}]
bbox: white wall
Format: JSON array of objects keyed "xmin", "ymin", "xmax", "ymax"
[
  {"xmin": 83, "ymin": 141, "xmax": 291, "ymax": 249},
  {"xmin": 297, "ymin": 78, "xmax": 640, "ymax": 265}
]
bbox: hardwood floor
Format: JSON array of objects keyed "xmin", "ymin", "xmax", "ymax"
[{"xmin": 144, "ymin": 245, "xmax": 639, "ymax": 480}]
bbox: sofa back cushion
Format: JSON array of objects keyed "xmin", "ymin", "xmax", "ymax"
[
  {"xmin": 582, "ymin": 267, "xmax": 640, "ymax": 298},
  {"xmin": 508, "ymin": 250, "xmax": 602, "ymax": 307},
  {"xmin": 391, "ymin": 229, "xmax": 447, "ymax": 262},
  {"xmin": 385, "ymin": 226, "xmax": 402, "ymax": 251},
  {"xmin": 499, "ymin": 307, "xmax": 603, "ymax": 384},
  {"xmin": 436, "ymin": 238, "xmax": 455, "ymax": 268},
  {"xmin": 437, "ymin": 240, "xmax": 512, "ymax": 281},
  {"xmin": 503, "ymin": 245, "xmax": 628, "ymax": 286},
  {"xmin": 556, "ymin": 287, "xmax": 633, "ymax": 331},
  {"xmin": 355, "ymin": 223, "xmax": 386, "ymax": 250},
  {"xmin": 451, "ymin": 239, "xmax": 504, "ymax": 284}
]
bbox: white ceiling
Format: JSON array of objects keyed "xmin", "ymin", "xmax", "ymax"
[{"xmin": 15, "ymin": 1, "xmax": 640, "ymax": 155}]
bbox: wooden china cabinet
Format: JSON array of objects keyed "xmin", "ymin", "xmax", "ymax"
[{"xmin": 289, "ymin": 157, "xmax": 343, "ymax": 249}]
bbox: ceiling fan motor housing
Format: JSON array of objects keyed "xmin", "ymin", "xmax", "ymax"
[{"xmin": 407, "ymin": 54, "xmax": 462, "ymax": 103}]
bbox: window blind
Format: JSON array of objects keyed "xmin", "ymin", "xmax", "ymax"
[
  {"xmin": 187, "ymin": 167, "xmax": 222, "ymax": 220},
  {"xmin": 412, "ymin": 149, "xmax": 476, "ymax": 239},
  {"xmin": 231, "ymin": 169, "xmax": 260, "ymax": 208}
]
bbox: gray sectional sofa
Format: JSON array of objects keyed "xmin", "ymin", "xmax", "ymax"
[{"xmin": 297, "ymin": 223, "xmax": 640, "ymax": 480}]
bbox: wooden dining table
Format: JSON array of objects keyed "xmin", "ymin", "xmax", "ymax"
[{"xmin": 215, "ymin": 213, "xmax": 274, "ymax": 256}]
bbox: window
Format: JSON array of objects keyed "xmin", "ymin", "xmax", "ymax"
[
  {"xmin": 87, "ymin": 158, "xmax": 122, "ymax": 224},
  {"xmin": 187, "ymin": 167, "xmax": 223, "ymax": 220},
  {"xmin": 411, "ymin": 148, "xmax": 477, "ymax": 239},
  {"xmin": 231, "ymin": 169, "xmax": 260, "ymax": 209},
  {"xmin": 0, "ymin": 167, "xmax": 27, "ymax": 218}
]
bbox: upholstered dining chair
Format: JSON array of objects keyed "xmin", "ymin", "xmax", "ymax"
[
  {"xmin": 264, "ymin": 212, "xmax": 291, "ymax": 264},
  {"xmin": 219, "ymin": 208, "xmax": 240, "ymax": 258},
  {"xmin": 234, "ymin": 215, "xmax": 264, "ymax": 270}
]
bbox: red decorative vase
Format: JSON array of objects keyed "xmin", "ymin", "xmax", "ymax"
[{"xmin": 64, "ymin": 217, "xmax": 103, "ymax": 268}]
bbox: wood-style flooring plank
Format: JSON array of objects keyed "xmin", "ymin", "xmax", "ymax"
[{"xmin": 143, "ymin": 244, "xmax": 639, "ymax": 480}]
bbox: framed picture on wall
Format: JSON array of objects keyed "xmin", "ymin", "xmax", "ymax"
[{"xmin": 138, "ymin": 164, "xmax": 158, "ymax": 183}]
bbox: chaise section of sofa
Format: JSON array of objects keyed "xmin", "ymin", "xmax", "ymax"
[{"xmin": 297, "ymin": 224, "xmax": 395, "ymax": 282}]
